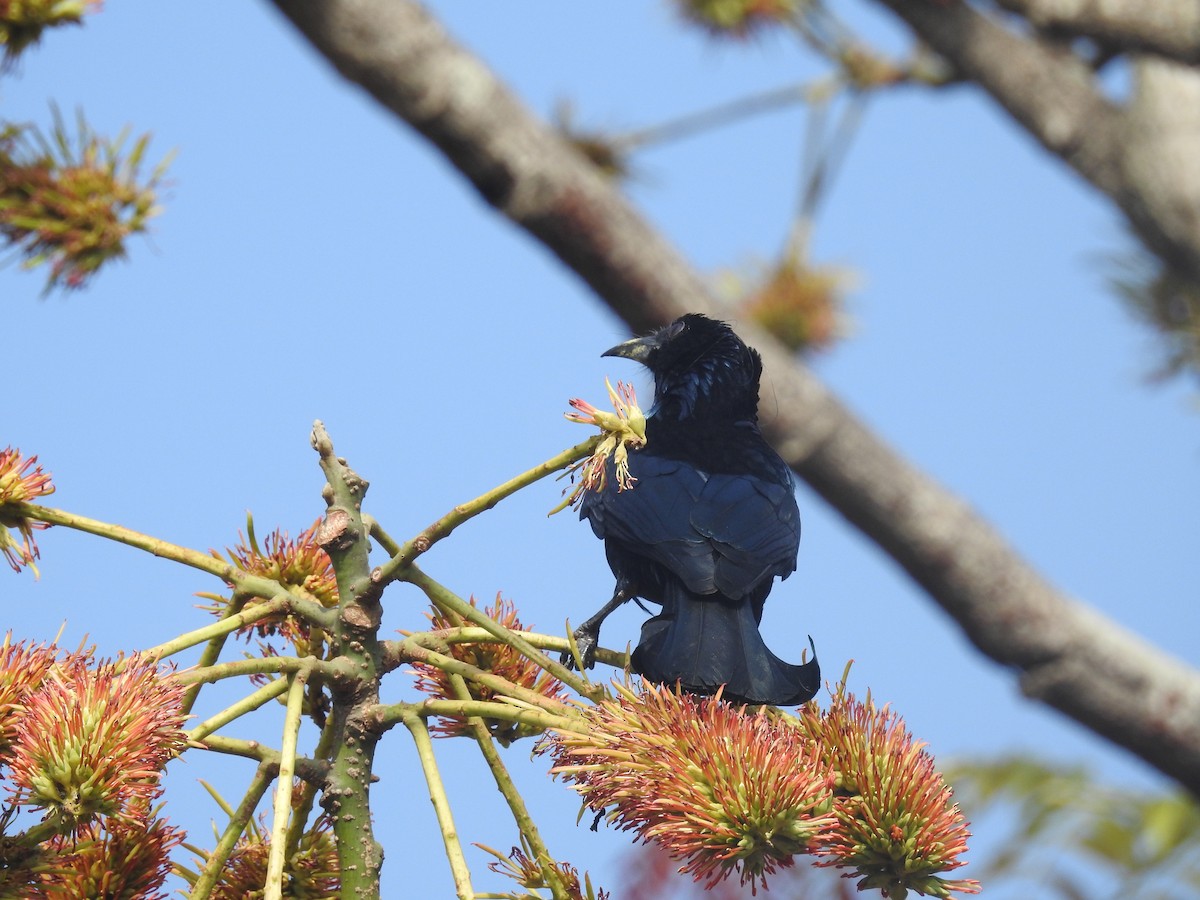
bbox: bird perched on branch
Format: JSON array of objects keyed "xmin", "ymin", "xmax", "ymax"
[{"xmin": 568, "ymin": 313, "xmax": 819, "ymax": 706}]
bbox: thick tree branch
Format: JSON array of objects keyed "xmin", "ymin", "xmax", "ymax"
[
  {"xmin": 266, "ymin": 0, "xmax": 1200, "ymax": 793},
  {"xmin": 874, "ymin": 0, "xmax": 1200, "ymax": 289},
  {"xmin": 997, "ymin": 0, "xmax": 1200, "ymax": 65}
]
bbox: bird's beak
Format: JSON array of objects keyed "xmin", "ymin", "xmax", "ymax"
[{"xmin": 602, "ymin": 333, "xmax": 656, "ymax": 362}]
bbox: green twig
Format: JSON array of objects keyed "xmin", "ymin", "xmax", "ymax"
[
  {"xmin": 187, "ymin": 676, "xmax": 291, "ymax": 743},
  {"xmin": 178, "ymin": 655, "xmax": 347, "ymax": 688},
  {"xmin": 402, "ymin": 709, "xmax": 475, "ymax": 899},
  {"xmin": 383, "ymin": 629, "xmax": 627, "ymax": 675},
  {"xmin": 185, "ymin": 761, "xmax": 275, "ymax": 900},
  {"xmin": 284, "ymin": 701, "xmax": 342, "ymax": 864},
  {"xmin": 403, "ymin": 565, "xmax": 604, "ymax": 702},
  {"xmin": 376, "ymin": 698, "xmax": 586, "ymax": 735},
  {"xmin": 450, "ymin": 673, "xmax": 571, "ymax": 900},
  {"xmin": 374, "ymin": 437, "xmax": 599, "ymax": 583},
  {"xmin": 265, "ymin": 668, "xmax": 309, "ymax": 900},
  {"xmin": 146, "ymin": 595, "xmax": 291, "ymax": 661},
  {"xmin": 363, "ymin": 514, "xmax": 400, "ymax": 556},
  {"xmin": 397, "ymin": 639, "xmax": 576, "ymax": 716}
]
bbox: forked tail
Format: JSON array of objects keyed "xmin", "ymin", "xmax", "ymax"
[{"xmin": 630, "ymin": 580, "xmax": 819, "ymax": 706}]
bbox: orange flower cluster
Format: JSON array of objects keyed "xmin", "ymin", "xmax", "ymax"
[
  {"xmin": 4, "ymin": 653, "xmax": 187, "ymax": 826},
  {"xmin": 0, "ymin": 446, "xmax": 55, "ymax": 575},
  {"xmin": 39, "ymin": 811, "xmax": 184, "ymax": 900},
  {"xmin": 409, "ymin": 594, "xmax": 569, "ymax": 744},
  {"xmin": 796, "ymin": 690, "xmax": 981, "ymax": 899},
  {"xmin": 742, "ymin": 258, "xmax": 845, "ymax": 353},
  {"xmin": 205, "ymin": 517, "xmax": 338, "ymax": 656},
  {"xmin": 0, "ymin": 640, "xmax": 186, "ymax": 896},
  {"xmin": 183, "ymin": 814, "xmax": 339, "ymax": 900},
  {"xmin": 543, "ymin": 682, "xmax": 837, "ymax": 893},
  {"xmin": 541, "ymin": 680, "xmax": 980, "ymax": 898}
]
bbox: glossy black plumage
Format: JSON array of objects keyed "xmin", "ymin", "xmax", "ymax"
[{"xmin": 572, "ymin": 314, "xmax": 819, "ymax": 706}]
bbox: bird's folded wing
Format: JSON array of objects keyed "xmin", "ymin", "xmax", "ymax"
[{"xmin": 581, "ymin": 455, "xmax": 799, "ymax": 597}]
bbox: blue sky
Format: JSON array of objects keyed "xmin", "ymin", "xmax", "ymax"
[{"xmin": 5, "ymin": 2, "xmax": 1198, "ymax": 896}]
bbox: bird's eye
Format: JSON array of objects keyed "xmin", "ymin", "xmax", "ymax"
[{"xmin": 665, "ymin": 320, "xmax": 686, "ymax": 341}]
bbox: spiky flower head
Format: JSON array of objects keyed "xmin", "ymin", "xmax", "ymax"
[
  {"xmin": 0, "ymin": 0, "xmax": 100, "ymax": 63},
  {"xmin": 551, "ymin": 379, "xmax": 646, "ymax": 514},
  {"xmin": 541, "ymin": 681, "xmax": 837, "ymax": 893},
  {"xmin": 39, "ymin": 806, "xmax": 185, "ymax": 900},
  {"xmin": 6, "ymin": 654, "xmax": 187, "ymax": 828},
  {"xmin": 409, "ymin": 594, "xmax": 569, "ymax": 744},
  {"xmin": 674, "ymin": 0, "xmax": 800, "ymax": 37},
  {"xmin": 204, "ymin": 515, "xmax": 338, "ymax": 655},
  {"xmin": 741, "ymin": 257, "xmax": 848, "ymax": 353},
  {"xmin": 794, "ymin": 689, "xmax": 980, "ymax": 899},
  {"xmin": 0, "ymin": 110, "xmax": 169, "ymax": 293},
  {"xmin": 184, "ymin": 814, "xmax": 339, "ymax": 900},
  {"xmin": 0, "ymin": 633, "xmax": 60, "ymax": 757},
  {"xmin": 478, "ymin": 838, "xmax": 611, "ymax": 900},
  {"xmin": 0, "ymin": 446, "xmax": 55, "ymax": 575}
]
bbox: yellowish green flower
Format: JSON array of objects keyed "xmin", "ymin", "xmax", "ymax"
[
  {"xmin": 0, "ymin": 0, "xmax": 100, "ymax": 62},
  {"xmin": 552, "ymin": 378, "xmax": 646, "ymax": 514},
  {"xmin": 0, "ymin": 111, "xmax": 168, "ymax": 292}
]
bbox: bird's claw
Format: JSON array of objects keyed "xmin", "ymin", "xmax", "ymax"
[{"xmin": 561, "ymin": 625, "xmax": 599, "ymax": 671}]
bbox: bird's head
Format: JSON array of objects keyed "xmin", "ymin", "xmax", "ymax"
[{"xmin": 602, "ymin": 314, "xmax": 762, "ymax": 421}]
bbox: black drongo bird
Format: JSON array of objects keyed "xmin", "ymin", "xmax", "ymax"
[{"xmin": 568, "ymin": 313, "xmax": 819, "ymax": 706}]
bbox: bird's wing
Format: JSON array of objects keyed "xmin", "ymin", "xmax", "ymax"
[
  {"xmin": 580, "ymin": 455, "xmax": 717, "ymax": 593},
  {"xmin": 580, "ymin": 454, "xmax": 799, "ymax": 598},
  {"xmin": 690, "ymin": 473, "xmax": 800, "ymax": 596}
]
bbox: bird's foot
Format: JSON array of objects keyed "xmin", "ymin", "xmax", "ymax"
[{"xmin": 561, "ymin": 624, "xmax": 600, "ymax": 671}]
